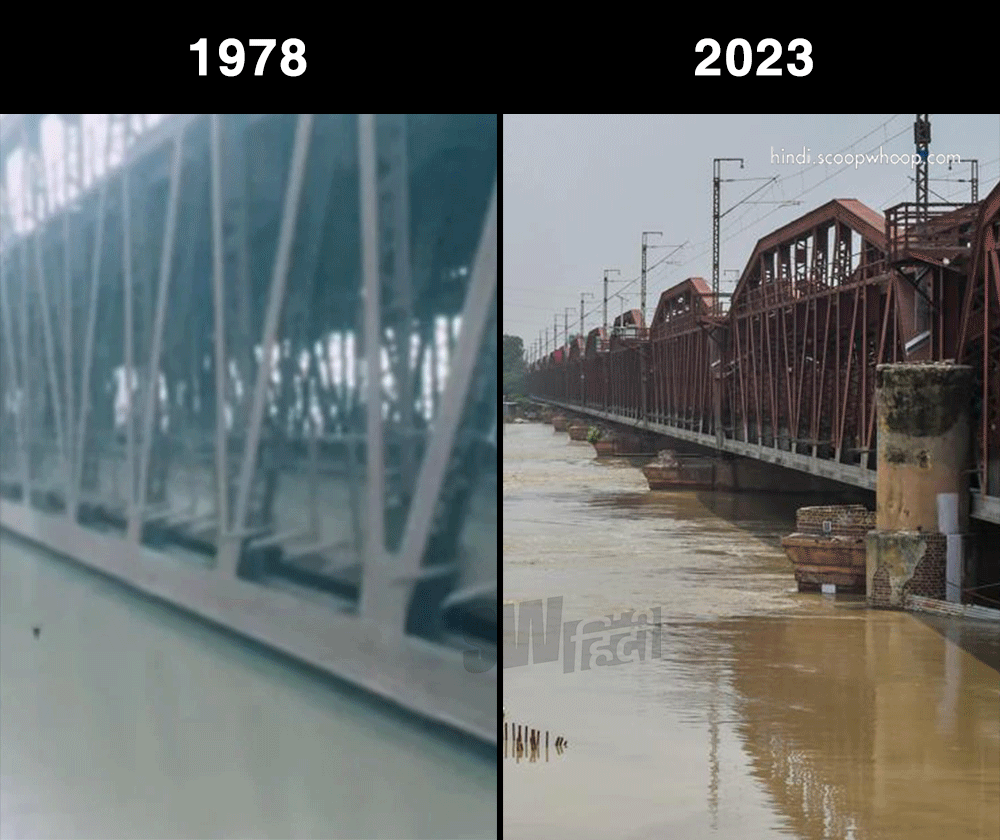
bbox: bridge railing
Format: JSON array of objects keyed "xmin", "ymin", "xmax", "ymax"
[{"xmin": 885, "ymin": 201, "xmax": 978, "ymax": 263}]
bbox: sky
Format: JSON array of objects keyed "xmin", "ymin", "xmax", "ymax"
[
  {"xmin": 1, "ymin": 114, "xmax": 167, "ymax": 235},
  {"xmin": 503, "ymin": 114, "xmax": 1000, "ymax": 360}
]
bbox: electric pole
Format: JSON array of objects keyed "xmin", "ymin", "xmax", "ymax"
[
  {"xmin": 713, "ymin": 159, "xmax": 795, "ymax": 314},
  {"xmin": 713, "ymin": 158, "xmax": 743, "ymax": 316},
  {"xmin": 613, "ymin": 292, "xmax": 635, "ymax": 335},
  {"xmin": 553, "ymin": 314, "xmax": 559, "ymax": 353},
  {"xmin": 641, "ymin": 231, "xmax": 662, "ymax": 326},
  {"xmin": 564, "ymin": 308, "xmax": 574, "ymax": 348},
  {"xmin": 603, "ymin": 268, "xmax": 621, "ymax": 335},
  {"xmin": 915, "ymin": 114, "xmax": 930, "ymax": 220},
  {"xmin": 580, "ymin": 291, "xmax": 594, "ymax": 340},
  {"xmin": 951, "ymin": 158, "xmax": 980, "ymax": 203},
  {"xmin": 723, "ymin": 269, "xmax": 740, "ymax": 311}
]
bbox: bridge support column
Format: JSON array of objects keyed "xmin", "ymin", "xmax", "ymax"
[{"xmin": 866, "ymin": 363, "xmax": 974, "ymax": 607}]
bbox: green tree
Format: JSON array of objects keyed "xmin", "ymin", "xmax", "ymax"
[{"xmin": 503, "ymin": 334, "xmax": 526, "ymax": 397}]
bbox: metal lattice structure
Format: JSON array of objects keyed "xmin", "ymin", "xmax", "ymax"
[
  {"xmin": 957, "ymin": 184, "xmax": 1000, "ymax": 504},
  {"xmin": 528, "ymin": 185, "xmax": 1000, "ymax": 525},
  {"xmin": 0, "ymin": 113, "xmax": 497, "ymax": 744}
]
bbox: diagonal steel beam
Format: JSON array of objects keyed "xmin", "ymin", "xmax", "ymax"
[
  {"xmin": 366, "ymin": 185, "xmax": 497, "ymax": 631},
  {"xmin": 73, "ymin": 165, "xmax": 110, "ymax": 508},
  {"xmin": 130, "ymin": 126, "xmax": 185, "ymax": 542},
  {"xmin": 218, "ymin": 114, "xmax": 314, "ymax": 578}
]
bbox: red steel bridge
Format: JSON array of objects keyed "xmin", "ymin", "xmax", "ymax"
[{"xmin": 528, "ymin": 183, "xmax": 1000, "ymax": 526}]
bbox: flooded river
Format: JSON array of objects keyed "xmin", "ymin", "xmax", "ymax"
[{"xmin": 503, "ymin": 423, "xmax": 999, "ymax": 840}]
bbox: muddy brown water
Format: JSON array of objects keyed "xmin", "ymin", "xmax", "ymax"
[{"xmin": 503, "ymin": 423, "xmax": 999, "ymax": 840}]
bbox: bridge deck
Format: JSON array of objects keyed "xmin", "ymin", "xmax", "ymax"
[{"xmin": 535, "ymin": 397, "xmax": 1000, "ymax": 526}]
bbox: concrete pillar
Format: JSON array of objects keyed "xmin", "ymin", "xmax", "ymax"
[{"xmin": 866, "ymin": 363, "xmax": 972, "ymax": 607}]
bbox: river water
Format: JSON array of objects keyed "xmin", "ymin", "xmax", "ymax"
[
  {"xmin": 0, "ymin": 532, "xmax": 495, "ymax": 839},
  {"xmin": 503, "ymin": 422, "xmax": 999, "ymax": 840}
]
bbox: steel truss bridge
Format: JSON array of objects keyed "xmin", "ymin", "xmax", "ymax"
[
  {"xmin": 528, "ymin": 184, "xmax": 1000, "ymax": 526},
  {"xmin": 0, "ymin": 113, "xmax": 497, "ymax": 744}
]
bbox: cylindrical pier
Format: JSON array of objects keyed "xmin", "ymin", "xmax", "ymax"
[
  {"xmin": 874, "ymin": 363, "xmax": 972, "ymax": 533},
  {"xmin": 867, "ymin": 363, "xmax": 973, "ymax": 607}
]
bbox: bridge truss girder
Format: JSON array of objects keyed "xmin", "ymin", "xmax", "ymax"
[
  {"xmin": 527, "ymin": 192, "xmax": 1000, "ymax": 524},
  {"xmin": 0, "ymin": 113, "xmax": 498, "ymax": 743}
]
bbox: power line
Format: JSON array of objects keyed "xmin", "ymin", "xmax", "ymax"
[
  {"xmin": 648, "ymin": 123, "xmax": 913, "ymax": 293},
  {"xmin": 516, "ymin": 115, "xmax": 994, "ymax": 338},
  {"xmin": 532, "ymin": 116, "xmax": 909, "ymax": 331}
]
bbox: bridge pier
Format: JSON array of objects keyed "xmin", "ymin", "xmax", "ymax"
[
  {"xmin": 866, "ymin": 363, "xmax": 974, "ymax": 608},
  {"xmin": 640, "ymin": 446, "xmax": 865, "ymax": 494}
]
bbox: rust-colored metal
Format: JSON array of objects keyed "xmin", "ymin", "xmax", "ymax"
[
  {"xmin": 528, "ymin": 191, "xmax": 1000, "ymax": 522},
  {"xmin": 956, "ymin": 181, "xmax": 1000, "ymax": 500}
]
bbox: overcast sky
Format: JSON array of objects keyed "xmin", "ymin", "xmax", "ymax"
[{"xmin": 503, "ymin": 114, "xmax": 1000, "ymax": 358}]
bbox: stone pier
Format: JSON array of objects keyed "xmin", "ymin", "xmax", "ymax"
[{"xmin": 866, "ymin": 363, "xmax": 974, "ymax": 608}]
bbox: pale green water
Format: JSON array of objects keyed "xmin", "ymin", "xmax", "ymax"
[
  {"xmin": 0, "ymin": 532, "xmax": 495, "ymax": 839},
  {"xmin": 503, "ymin": 423, "xmax": 1000, "ymax": 840}
]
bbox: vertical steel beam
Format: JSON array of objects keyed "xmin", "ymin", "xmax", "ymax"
[
  {"xmin": 130, "ymin": 128, "xmax": 184, "ymax": 542},
  {"xmin": 74, "ymin": 180, "xmax": 108, "ymax": 505},
  {"xmin": 219, "ymin": 114, "xmax": 313, "ymax": 578},
  {"xmin": 210, "ymin": 114, "xmax": 229, "ymax": 534},
  {"xmin": 25, "ymin": 140, "xmax": 70, "ymax": 496},
  {"xmin": 358, "ymin": 113, "xmax": 389, "ymax": 616},
  {"xmin": 378, "ymin": 114, "xmax": 415, "ymax": 497},
  {"xmin": 341, "ymin": 329, "xmax": 363, "ymax": 555},
  {"xmin": 233, "ymin": 128, "xmax": 254, "ymax": 432},
  {"xmin": 32, "ymin": 219, "xmax": 68, "ymax": 482},
  {"xmin": 16, "ymin": 126, "xmax": 37, "ymax": 494},
  {"xmin": 121, "ymin": 121, "xmax": 137, "ymax": 529},
  {"xmin": 0, "ymin": 246, "xmax": 27, "ymax": 482},
  {"xmin": 73, "ymin": 117, "xmax": 112, "ymax": 506},
  {"xmin": 63, "ymin": 193, "xmax": 74, "ymax": 498}
]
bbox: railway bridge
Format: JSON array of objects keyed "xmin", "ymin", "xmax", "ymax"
[
  {"xmin": 528, "ymin": 184, "xmax": 1000, "ymax": 531},
  {"xmin": 0, "ymin": 113, "xmax": 498, "ymax": 745}
]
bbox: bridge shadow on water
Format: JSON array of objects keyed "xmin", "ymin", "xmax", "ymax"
[
  {"xmin": 911, "ymin": 612, "xmax": 1000, "ymax": 673},
  {"xmin": 585, "ymin": 481, "xmax": 873, "ymax": 552},
  {"xmin": 581, "ymin": 480, "xmax": 1000, "ymax": 674}
]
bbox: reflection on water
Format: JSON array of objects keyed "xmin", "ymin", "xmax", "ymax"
[
  {"xmin": 502, "ymin": 715, "xmax": 568, "ymax": 764},
  {"xmin": 0, "ymin": 535, "xmax": 495, "ymax": 840},
  {"xmin": 503, "ymin": 424, "xmax": 999, "ymax": 840}
]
